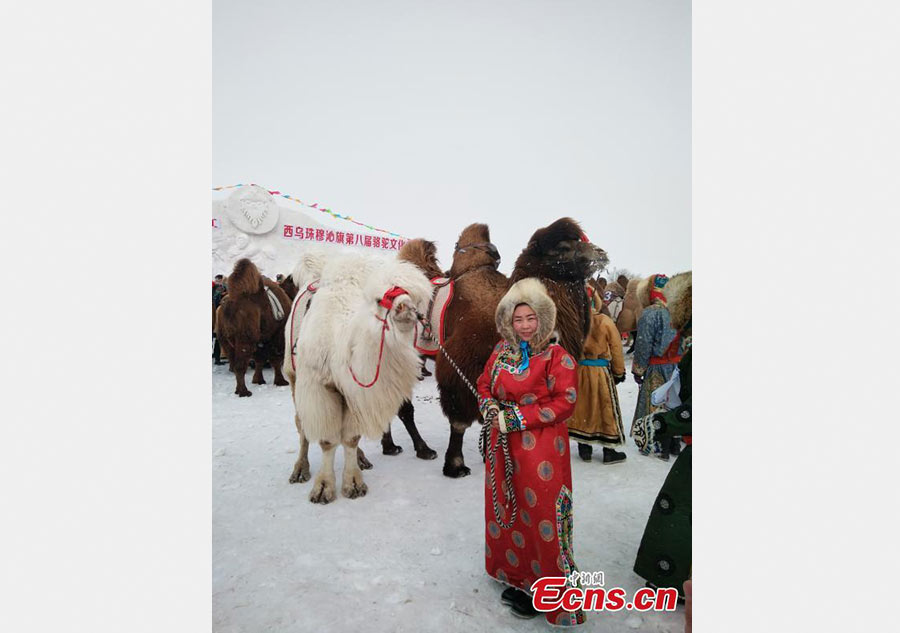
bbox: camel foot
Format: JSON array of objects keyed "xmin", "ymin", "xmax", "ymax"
[
  {"xmin": 289, "ymin": 464, "xmax": 310, "ymax": 484},
  {"xmin": 342, "ymin": 476, "xmax": 368, "ymax": 499},
  {"xmin": 442, "ymin": 462, "xmax": 471, "ymax": 478},
  {"xmin": 308, "ymin": 478, "xmax": 336, "ymax": 504},
  {"xmin": 357, "ymin": 450, "xmax": 373, "ymax": 470},
  {"xmin": 416, "ymin": 446, "xmax": 438, "ymax": 460}
]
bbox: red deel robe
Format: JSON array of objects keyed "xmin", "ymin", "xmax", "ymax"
[{"xmin": 476, "ymin": 340, "xmax": 587, "ymax": 627}]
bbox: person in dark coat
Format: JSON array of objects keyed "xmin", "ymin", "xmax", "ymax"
[
  {"xmin": 633, "ymin": 271, "xmax": 691, "ymax": 599},
  {"xmin": 212, "ymin": 275, "xmax": 227, "ymax": 365}
]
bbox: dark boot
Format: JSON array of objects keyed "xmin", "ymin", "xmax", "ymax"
[
  {"xmin": 500, "ymin": 587, "xmax": 525, "ymax": 607},
  {"xmin": 577, "ymin": 443, "xmax": 593, "ymax": 462},
  {"xmin": 670, "ymin": 437, "xmax": 682, "ymax": 456},
  {"xmin": 602, "ymin": 446, "xmax": 627, "ymax": 465},
  {"xmin": 510, "ymin": 594, "xmax": 539, "ymax": 619},
  {"xmin": 657, "ymin": 443, "xmax": 671, "ymax": 461},
  {"xmin": 501, "ymin": 587, "xmax": 538, "ymax": 618}
]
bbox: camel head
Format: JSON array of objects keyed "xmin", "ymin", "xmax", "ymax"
[
  {"xmin": 449, "ymin": 223, "xmax": 501, "ymax": 278},
  {"xmin": 388, "ymin": 294, "xmax": 418, "ymax": 333},
  {"xmin": 513, "ymin": 217, "xmax": 609, "ymax": 282}
]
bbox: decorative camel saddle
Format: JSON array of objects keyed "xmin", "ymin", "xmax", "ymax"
[{"xmin": 414, "ymin": 277, "xmax": 454, "ymax": 357}]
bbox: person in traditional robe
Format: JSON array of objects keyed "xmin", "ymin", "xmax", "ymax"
[
  {"xmin": 568, "ymin": 289, "xmax": 627, "ymax": 464},
  {"xmin": 477, "ymin": 278, "xmax": 586, "ymax": 626}
]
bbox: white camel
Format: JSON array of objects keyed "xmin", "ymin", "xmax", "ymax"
[{"xmin": 283, "ymin": 248, "xmax": 433, "ymax": 503}]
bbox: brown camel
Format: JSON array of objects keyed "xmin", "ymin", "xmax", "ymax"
[
  {"xmin": 215, "ymin": 258, "xmax": 292, "ymax": 397},
  {"xmin": 279, "ymin": 274, "xmax": 298, "ymax": 301},
  {"xmin": 510, "ymin": 217, "xmax": 609, "ymax": 360},
  {"xmin": 427, "ymin": 219, "xmax": 608, "ymax": 478},
  {"xmin": 618, "ymin": 277, "xmax": 644, "ymax": 351},
  {"xmin": 428, "ymin": 223, "xmax": 511, "ymax": 478}
]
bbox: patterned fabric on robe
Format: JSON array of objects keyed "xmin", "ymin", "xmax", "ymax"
[{"xmin": 631, "ymin": 305, "xmax": 686, "ymax": 423}]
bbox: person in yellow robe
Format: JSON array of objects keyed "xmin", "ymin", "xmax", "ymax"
[{"xmin": 567, "ymin": 289, "xmax": 627, "ymax": 464}]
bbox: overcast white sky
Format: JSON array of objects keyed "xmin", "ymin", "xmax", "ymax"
[{"xmin": 213, "ymin": 0, "xmax": 690, "ymax": 277}]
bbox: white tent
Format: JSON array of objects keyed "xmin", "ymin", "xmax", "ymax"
[{"xmin": 211, "ymin": 185, "xmax": 409, "ymax": 278}]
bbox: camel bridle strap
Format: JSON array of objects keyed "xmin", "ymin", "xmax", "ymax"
[
  {"xmin": 348, "ymin": 286, "xmax": 411, "ymax": 389},
  {"xmin": 289, "ymin": 281, "xmax": 320, "ymax": 371},
  {"xmin": 454, "ymin": 241, "xmax": 501, "ymax": 265},
  {"xmin": 482, "ymin": 414, "xmax": 518, "ymax": 529}
]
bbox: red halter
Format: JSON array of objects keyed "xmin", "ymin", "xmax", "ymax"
[
  {"xmin": 350, "ymin": 287, "xmax": 411, "ymax": 388},
  {"xmin": 378, "ymin": 286, "xmax": 408, "ymax": 311}
]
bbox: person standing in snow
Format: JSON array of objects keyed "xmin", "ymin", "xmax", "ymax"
[
  {"xmin": 633, "ymin": 271, "xmax": 692, "ymax": 600},
  {"xmin": 212, "ymin": 275, "xmax": 227, "ymax": 365},
  {"xmin": 568, "ymin": 286, "xmax": 627, "ymax": 464},
  {"xmin": 476, "ymin": 278, "xmax": 586, "ymax": 626},
  {"xmin": 631, "ymin": 274, "xmax": 686, "ymax": 460}
]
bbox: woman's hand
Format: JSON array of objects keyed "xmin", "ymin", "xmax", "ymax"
[
  {"xmin": 633, "ymin": 372, "xmax": 644, "ymax": 385},
  {"xmin": 484, "ymin": 405, "xmax": 500, "ymax": 429}
]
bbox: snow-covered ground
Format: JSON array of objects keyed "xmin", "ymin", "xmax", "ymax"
[{"xmin": 213, "ymin": 354, "xmax": 685, "ymax": 632}]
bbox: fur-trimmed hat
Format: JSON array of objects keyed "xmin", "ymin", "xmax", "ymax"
[
  {"xmin": 495, "ymin": 278, "xmax": 557, "ymax": 351},
  {"xmin": 663, "ymin": 271, "xmax": 692, "ymax": 331}
]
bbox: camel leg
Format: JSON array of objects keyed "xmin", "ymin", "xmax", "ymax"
[
  {"xmin": 288, "ymin": 415, "xmax": 310, "ymax": 484},
  {"xmin": 309, "ymin": 440, "xmax": 337, "ymax": 504},
  {"xmin": 341, "ymin": 435, "xmax": 368, "ymax": 499},
  {"xmin": 251, "ymin": 361, "xmax": 266, "ymax": 385},
  {"xmin": 381, "ymin": 424, "xmax": 403, "ymax": 456},
  {"xmin": 357, "ymin": 447, "xmax": 373, "ymax": 470},
  {"xmin": 233, "ymin": 358, "xmax": 252, "ymax": 397},
  {"xmin": 398, "ymin": 399, "xmax": 437, "ymax": 460},
  {"xmin": 272, "ymin": 356, "xmax": 289, "ymax": 387},
  {"xmin": 442, "ymin": 420, "xmax": 472, "ymax": 478},
  {"xmin": 219, "ymin": 337, "xmax": 235, "ymax": 371}
]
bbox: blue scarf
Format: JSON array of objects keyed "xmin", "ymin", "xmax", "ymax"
[{"xmin": 517, "ymin": 341, "xmax": 531, "ymax": 372}]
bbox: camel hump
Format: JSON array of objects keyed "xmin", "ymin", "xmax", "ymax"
[{"xmin": 227, "ymin": 258, "xmax": 262, "ymax": 296}]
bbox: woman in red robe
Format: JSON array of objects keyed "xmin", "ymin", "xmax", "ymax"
[{"xmin": 476, "ymin": 278, "xmax": 586, "ymax": 626}]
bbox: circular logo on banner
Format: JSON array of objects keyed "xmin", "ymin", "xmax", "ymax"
[{"xmin": 224, "ymin": 185, "xmax": 279, "ymax": 235}]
